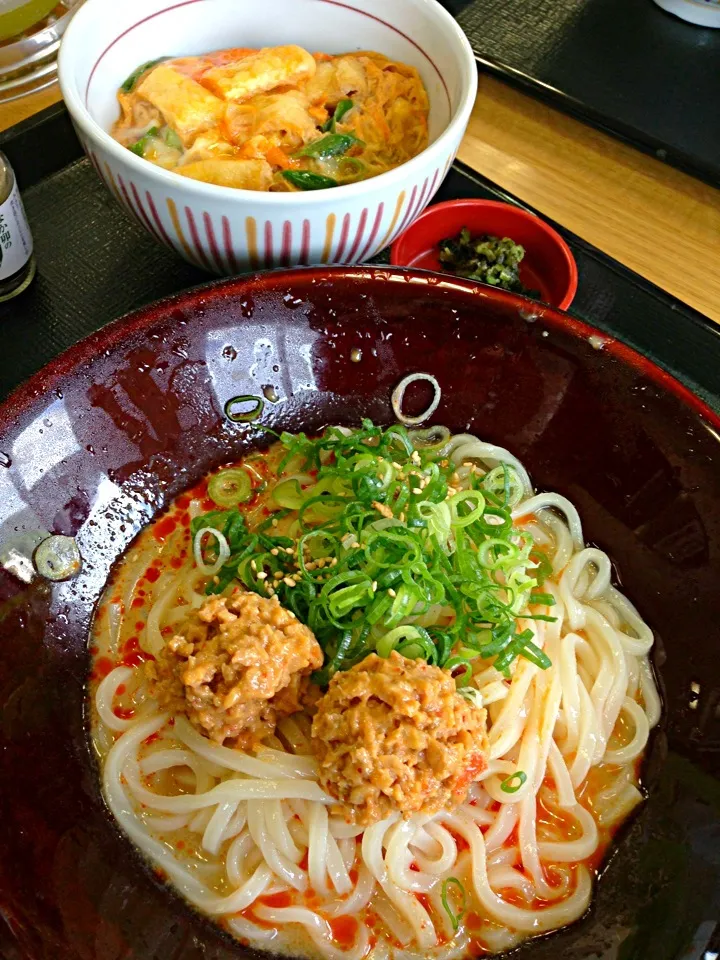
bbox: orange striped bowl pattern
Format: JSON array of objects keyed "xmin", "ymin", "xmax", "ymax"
[{"xmin": 59, "ymin": 0, "xmax": 477, "ymax": 274}]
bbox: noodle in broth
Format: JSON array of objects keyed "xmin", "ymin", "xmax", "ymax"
[{"xmin": 89, "ymin": 425, "xmax": 659, "ymax": 959}]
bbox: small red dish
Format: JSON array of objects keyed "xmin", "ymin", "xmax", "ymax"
[{"xmin": 391, "ymin": 199, "xmax": 579, "ymax": 310}]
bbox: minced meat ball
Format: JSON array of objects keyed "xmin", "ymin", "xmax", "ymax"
[
  {"xmin": 145, "ymin": 590, "xmax": 323, "ymax": 748},
  {"xmin": 310, "ymin": 652, "xmax": 489, "ymax": 825}
]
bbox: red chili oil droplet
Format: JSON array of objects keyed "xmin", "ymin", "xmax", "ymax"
[
  {"xmin": 409, "ymin": 862, "xmax": 419, "ymax": 872},
  {"xmin": 114, "ymin": 707, "xmax": 135, "ymax": 720},
  {"xmin": 144, "ymin": 566, "xmax": 161, "ymax": 583},
  {"xmin": 131, "ymin": 597, "xmax": 145, "ymax": 609},
  {"xmin": 122, "ymin": 650, "xmax": 154, "ymax": 668},
  {"xmin": 299, "ymin": 851, "xmax": 309, "ymax": 871},
  {"xmin": 349, "ymin": 868, "xmax": 359, "ymax": 885},
  {"xmin": 259, "ymin": 891, "xmax": 293, "ymax": 908},
  {"xmin": 416, "ymin": 893, "xmax": 431, "ymax": 912},
  {"xmin": 89, "ymin": 645, "xmax": 99, "ymax": 655},
  {"xmin": 329, "ymin": 916, "xmax": 358, "ymax": 948},
  {"xmin": 116, "ymin": 684, "xmax": 126, "ymax": 695},
  {"xmin": 170, "ymin": 556, "xmax": 183, "ymax": 569},
  {"xmin": 95, "ymin": 657, "xmax": 113, "ymax": 678},
  {"xmin": 144, "ymin": 732, "xmax": 161, "ymax": 745},
  {"xmin": 135, "ymin": 622, "xmax": 144, "ymax": 631},
  {"xmin": 153, "ymin": 516, "xmax": 178, "ymax": 542},
  {"xmin": 176, "ymin": 840, "xmax": 185, "ymax": 850}
]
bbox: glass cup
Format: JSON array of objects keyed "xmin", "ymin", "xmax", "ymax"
[{"xmin": 0, "ymin": 0, "xmax": 60, "ymax": 42}]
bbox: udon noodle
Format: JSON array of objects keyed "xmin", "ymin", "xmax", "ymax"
[{"xmin": 89, "ymin": 423, "xmax": 660, "ymax": 959}]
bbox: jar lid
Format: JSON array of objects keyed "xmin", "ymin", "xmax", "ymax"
[{"xmin": 0, "ymin": 0, "xmax": 84, "ymax": 104}]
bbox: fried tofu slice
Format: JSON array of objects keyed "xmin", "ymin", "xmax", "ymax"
[
  {"xmin": 202, "ymin": 45, "xmax": 316, "ymax": 101},
  {"xmin": 177, "ymin": 158, "xmax": 273, "ymax": 191},
  {"xmin": 137, "ymin": 64, "xmax": 225, "ymax": 144}
]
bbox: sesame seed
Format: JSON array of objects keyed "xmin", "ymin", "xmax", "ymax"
[
  {"xmin": 330, "ymin": 557, "xmax": 338, "ymax": 566},
  {"xmin": 399, "ymin": 512, "xmax": 406, "ymax": 522},
  {"xmin": 270, "ymin": 548, "xmax": 279, "ymax": 556},
  {"xmin": 372, "ymin": 581, "xmax": 378, "ymax": 592},
  {"xmin": 392, "ymin": 462, "xmax": 402, "ymax": 470},
  {"xmin": 284, "ymin": 577, "xmax": 296, "ymax": 588},
  {"xmin": 316, "ymin": 559, "xmax": 326, "ymax": 568},
  {"xmin": 251, "ymin": 559, "xmax": 257, "ymax": 571},
  {"xmin": 285, "ymin": 547, "xmax": 294, "ymax": 555},
  {"xmin": 352, "ymin": 542, "xmax": 361, "ymax": 549},
  {"xmin": 388, "ymin": 588, "xmax": 397, "ymax": 598},
  {"xmin": 411, "ymin": 451, "xmax": 421, "ymax": 464},
  {"xmin": 257, "ymin": 572, "xmax": 268, "ymax": 580},
  {"xmin": 274, "ymin": 571, "xmax": 284, "ymax": 580},
  {"xmin": 271, "ymin": 518, "xmax": 278, "ymax": 527}
]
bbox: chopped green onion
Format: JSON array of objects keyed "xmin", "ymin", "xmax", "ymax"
[
  {"xmin": 164, "ymin": 127, "xmax": 183, "ymax": 150},
  {"xmin": 449, "ymin": 490, "xmax": 485, "ymax": 528},
  {"xmin": 296, "ymin": 133, "xmax": 363, "ymax": 160},
  {"xmin": 121, "ymin": 58, "xmax": 168, "ymax": 93},
  {"xmin": 459, "ymin": 687, "xmax": 483, "ymax": 708},
  {"xmin": 441, "ymin": 877, "xmax": 466, "ymax": 933},
  {"xmin": 282, "ymin": 170, "xmax": 338, "ymax": 191},
  {"xmin": 376, "ymin": 625, "xmax": 423, "ymax": 658},
  {"xmin": 129, "ymin": 126, "xmax": 159, "ymax": 157},
  {"xmin": 272, "ymin": 478, "xmax": 306, "ymax": 510},
  {"xmin": 208, "ymin": 469, "xmax": 252, "ymax": 507},
  {"xmin": 530, "ymin": 592, "xmax": 556, "ymax": 606},
  {"xmin": 336, "ymin": 157, "xmax": 366, "ymax": 180},
  {"xmin": 322, "ymin": 97, "xmax": 354, "ymax": 132},
  {"xmin": 224, "ymin": 395, "xmax": 264, "ymax": 423},
  {"xmin": 445, "ymin": 656, "xmax": 474, "ymax": 687},
  {"xmin": 501, "ymin": 771, "xmax": 527, "ymax": 794},
  {"xmin": 189, "ymin": 421, "xmax": 552, "ymax": 680}
]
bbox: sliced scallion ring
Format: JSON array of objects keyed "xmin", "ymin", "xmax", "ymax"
[
  {"xmin": 501, "ymin": 770, "xmax": 528, "ymax": 794},
  {"xmin": 208, "ymin": 469, "xmax": 252, "ymax": 507},
  {"xmin": 441, "ymin": 877, "xmax": 466, "ymax": 933},
  {"xmin": 224, "ymin": 395, "xmax": 264, "ymax": 423},
  {"xmin": 34, "ymin": 535, "xmax": 82, "ymax": 581},
  {"xmin": 459, "ymin": 687, "xmax": 484, "ymax": 708},
  {"xmin": 391, "ymin": 373, "xmax": 441, "ymax": 426}
]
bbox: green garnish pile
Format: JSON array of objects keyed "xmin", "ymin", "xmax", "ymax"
[
  {"xmin": 192, "ymin": 421, "xmax": 555, "ymax": 687},
  {"xmin": 439, "ymin": 227, "xmax": 539, "ymax": 299}
]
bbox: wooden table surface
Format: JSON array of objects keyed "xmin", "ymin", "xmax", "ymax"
[{"xmin": 2, "ymin": 77, "xmax": 720, "ymax": 323}]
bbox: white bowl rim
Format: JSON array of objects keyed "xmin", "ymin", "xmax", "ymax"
[{"xmin": 58, "ymin": 0, "xmax": 478, "ymax": 206}]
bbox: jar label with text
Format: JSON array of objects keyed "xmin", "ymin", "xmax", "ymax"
[{"xmin": 0, "ymin": 179, "xmax": 33, "ymax": 281}]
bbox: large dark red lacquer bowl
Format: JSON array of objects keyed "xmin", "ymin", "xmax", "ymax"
[{"xmin": 0, "ymin": 267, "xmax": 719, "ymax": 960}]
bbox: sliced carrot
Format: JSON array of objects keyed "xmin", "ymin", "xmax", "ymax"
[{"xmin": 266, "ymin": 146, "xmax": 292, "ymax": 169}]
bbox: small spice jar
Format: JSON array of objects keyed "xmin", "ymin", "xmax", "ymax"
[{"xmin": 0, "ymin": 151, "xmax": 35, "ymax": 303}]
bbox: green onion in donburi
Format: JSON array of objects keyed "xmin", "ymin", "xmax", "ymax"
[
  {"xmin": 189, "ymin": 420, "xmax": 555, "ymax": 686},
  {"xmin": 441, "ymin": 877, "xmax": 466, "ymax": 932}
]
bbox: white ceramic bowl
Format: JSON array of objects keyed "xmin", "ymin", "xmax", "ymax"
[
  {"xmin": 58, "ymin": 0, "xmax": 477, "ymax": 273},
  {"xmin": 652, "ymin": 0, "xmax": 720, "ymax": 26}
]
